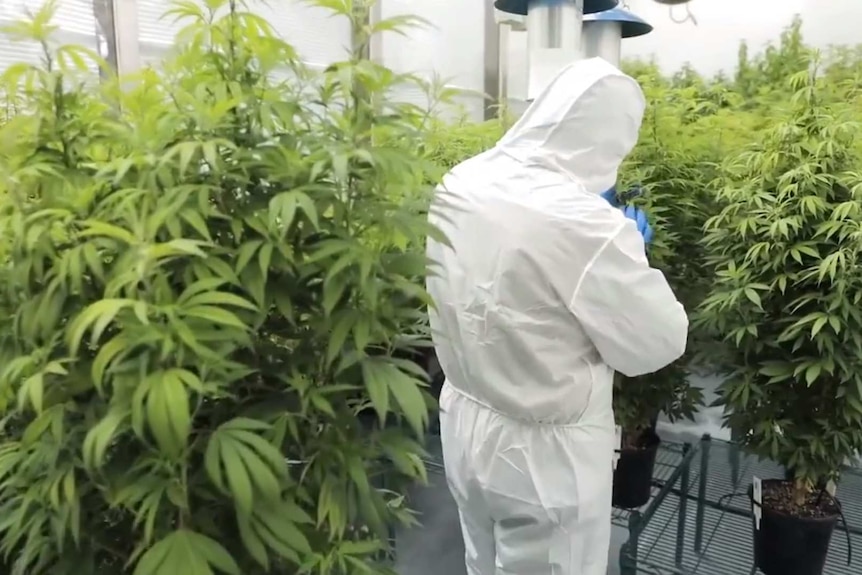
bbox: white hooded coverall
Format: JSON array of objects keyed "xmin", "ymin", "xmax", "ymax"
[{"xmin": 426, "ymin": 58, "xmax": 689, "ymax": 575}]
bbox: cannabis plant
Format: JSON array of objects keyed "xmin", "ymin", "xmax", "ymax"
[
  {"xmin": 0, "ymin": 1, "xmax": 440, "ymax": 573},
  {"xmin": 421, "ymin": 117, "xmax": 507, "ymax": 173},
  {"xmin": 613, "ymin": 68, "xmax": 710, "ymax": 442},
  {"xmin": 697, "ymin": 67, "xmax": 862, "ymax": 504}
]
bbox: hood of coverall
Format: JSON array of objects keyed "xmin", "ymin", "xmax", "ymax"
[{"xmin": 497, "ymin": 57, "xmax": 646, "ymax": 195}]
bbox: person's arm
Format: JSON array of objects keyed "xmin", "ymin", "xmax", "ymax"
[{"xmin": 570, "ymin": 221, "xmax": 688, "ymax": 377}]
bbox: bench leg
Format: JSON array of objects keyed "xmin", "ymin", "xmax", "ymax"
[
  {"xmin": 694, "ymin": 434, "xmax": 711, "ymax": 553},
  {"xmin": 675, "ymin": 444, "xmax": 691, "ymax": 566},
  {"xmin": 620, "ymin": 511, "xmax": 642, "ymax": 575}
]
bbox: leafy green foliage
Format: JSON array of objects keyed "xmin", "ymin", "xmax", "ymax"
[
  {"xmin": 696, "ymin": 63, "xmax": 862, "ymax": 498},
  {"xmin": 421, "ymin": 118, "xmax": 507, "ymax": 174},
  {"xmin": 0, "ymin": 0, "xmax": 443, "ymax": 573},
  {"xmin": 611, "ymin": 17, "xmax": 862, "ymax": 440},
  {"xmin": 610, "ymin": 62, "xmax": 724, "ymax": 437}
]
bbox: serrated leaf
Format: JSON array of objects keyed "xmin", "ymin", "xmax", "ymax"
[
  {"xmin": 805, "ymin": 363, "xmax": 822, "ymax": 386},
  {"xmin": 233, "ymin": 440, "xmax": 281, "ymax": 502},
  {"xmin": 79, "ymin": 220, "xmax": 137, "ymax": 244},
  {"xmin": 184, "ymin": 305, "xmax": 248, "ymax": 329},
  {"xmin": 183, "ymin": 291, "xmax": 258, "ymax": 311},
  {"xmin": 236, "ymin": 240, "xmax": 262, "ymax": 274},
  {"xmin": 743, "ymin": 287, "xmax": 762, "ymax": 308},
  {"xmin": 237, "ymin": 513, "xmax": 269, "ymax": 569},
  {"xmin": 17, "ymin": 372, "xmax": 43, "ymax": 414},
  {"xmin": 363, "ymin": 359, "xmax": 427, "ymax": 434},
  {"xmin": 221, "ymin": 438, "xmax": 254, "ymax": 515},
  {"xmin": 811, "ymin": 316, "xmax": 828, "ymax": 337},
  {"xmin": 133, "ymin": 530, "xmax": 240, "ymax": 575},
  {"xmin": 361, "ymin": 360, "xmax": 390, "ymax": 423},
  {"xmin": 269, "ymin": 192, "xmax": 298, "ymax": 232},
  {"xmin": 231, "ymin": 429, "xmax": 289, "ymax": 480},
  {"xmin": 82, "ymin": 409, "xmax": 126, "ymax": 470},
  {"xmin": 759, "ymin": 363, "xmax": 792, "ymax": 377},
  {"xmin": 145, "ymin": 371, "xmax": 190, "ymax": 457},
  {"xmin": 187, "ymin": 530, "xmax": 241, "ymax": 575},
  {"xmin": 67, "ymin": 299, "xmax": 134, "ymax": 355},
  {"xmin": 255, "ymin": 503, "xmax": 311, "ymax": 554},
  {"xmin": 293, "ymin": 191, "xmax": 318, "ymax": 229},
  {"xmin": 91, "ymin": 334, "xmax": 129, "ymax": 392},
  {"xmin": 222, "ymin": 417, "xmax": 272, "ymax": 432}
]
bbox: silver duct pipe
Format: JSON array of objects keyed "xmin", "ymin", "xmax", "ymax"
[
  {"xmin": 527, "ymin": 0, "xmax": 584, "ymax": 51},
  {"xmin": 526, "ymin": 0, "xmax": 585, "ymax": 99},
  {"xmin": 582, "ymin": 20, "xmax": 622, "ymax": 66}
]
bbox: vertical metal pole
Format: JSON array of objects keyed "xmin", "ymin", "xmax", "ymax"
[
  {"xmin": 93, "ymin": 0, "xmax": 117, "ymax": 76},
  {"xmin": 694, "ymin": 434, "xmax": 711, "ymax": 553},
  {"xmin": 621, "ymin": 511, "xmax": 641, "ymax": 575},
  {"xmin": 483, "ymin": 0, "xmax": 501, "ymax": 119},
  {"xmin": 675, "ymin": 443, "xmax": 691, "ymax": 567},
  {"xmin": 498, "ymin": 25, "xmax": 509, "ymax": 108},
  {"xmin": 368, "ymin": 0, "xmax": 383, "ymax": 63},
  {"xmin": 111, "ymin": 0, "xmax": 141, "ymax": 75},
  {"xmin": 618, "ymin": 542, "xmax": 631, "ymax": 575},
  {"xmin": 730, "ymin": 428, "xmax": 741, "ymax": 487}
]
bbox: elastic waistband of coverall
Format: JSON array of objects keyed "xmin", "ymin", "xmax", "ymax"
[{"xmin": 442, "ymin": 381, "xmax": 614, "ymax": 430}]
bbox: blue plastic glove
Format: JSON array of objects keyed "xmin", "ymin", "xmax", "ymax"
[
  {"xmin": 600, "ymin": 185, "xmax": 652, "ymax": 244},
  {"xmin": 623, "ymin": 204, "xmax": 654, "ymax": 245},
  {"xmin": 600, "ymin": 186, "xmax": 619, "ymax": 207}
]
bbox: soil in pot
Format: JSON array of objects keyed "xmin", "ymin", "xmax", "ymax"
[
  {"xmin": 751, "ymin": 479, "xmax": 840, "ymax": 575},
  {"xmin": 612, "ymin": 429, "xmax": 660, "ymax": 509}
]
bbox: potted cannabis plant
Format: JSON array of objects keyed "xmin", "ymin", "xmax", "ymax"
[
  {"xmin": 605, "ymin": 180, "xmax": 703, "ymax": 508},
  {"xmin": 612, "ymin": 366, "xmax": 701, "ymax": 508},
  {"xmin": 611, "ymin": 91, "xmax": 711, "ymax": 508},
  {"xmin": 697, "ymin": 67, "xmax": 862, "ymax": 575}
]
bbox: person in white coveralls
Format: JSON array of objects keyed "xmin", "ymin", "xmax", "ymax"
[{"xmin": 426, "ymin": 57, "xmax": 689, "ymax": 575}]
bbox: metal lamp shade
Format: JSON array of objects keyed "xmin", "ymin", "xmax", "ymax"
[
  {"xmin": 495, "ymin": 0, "xmax": 619, "ymax": 17},
  {"xmin": 582, "ymin": 7, "xmax": 652, "ymax": 66},
  {"xmin": 583, "ymin": 7, "xmax": 653, "ymax": 38}
]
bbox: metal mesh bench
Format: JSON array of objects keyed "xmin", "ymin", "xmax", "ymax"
[{"xmin": 619, "ymin": 436, "xmax": 861, "ymax": 574}]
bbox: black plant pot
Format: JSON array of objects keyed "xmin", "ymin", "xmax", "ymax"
[
  {"xmin": 612, "ymin": 429, "xmax": 660, "ymax": 509},
  {"xmin": 750, "ymin": 480, "xmax": 838, "ymax": 575}
]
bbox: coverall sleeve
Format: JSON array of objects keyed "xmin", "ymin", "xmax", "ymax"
[{"xmin": 570, "ymin": 222, "xmax": 688, "ymax": 377}]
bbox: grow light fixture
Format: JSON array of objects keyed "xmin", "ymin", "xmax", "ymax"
[
  {"xmin": 495, "ymin": 0, "xmax": 620, "ymax": 100},
  {"xmin": 582, "ymin": 7, "xmax": 653, "ymax": 67},
  {"xmin": 493, "ymin": 0, "xmax": 619, "ymax": 16}
]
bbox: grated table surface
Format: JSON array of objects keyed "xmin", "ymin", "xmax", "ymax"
[{"xmin": 622, "ymin": 438, "xmax": 861, "ymax": 574}]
